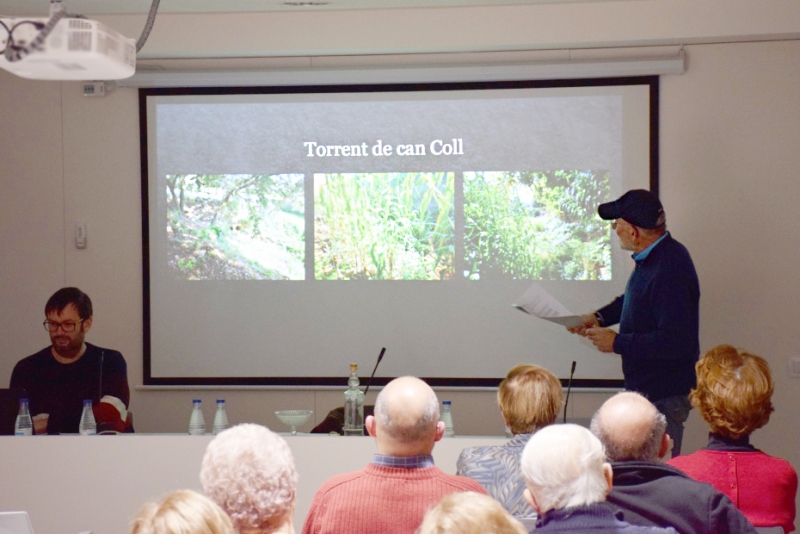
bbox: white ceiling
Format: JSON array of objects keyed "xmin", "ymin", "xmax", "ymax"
[{"xmin": 0, "ymin": 0, "xmax": 619, "ymax": 16}]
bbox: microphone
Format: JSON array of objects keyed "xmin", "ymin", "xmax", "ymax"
[
  {"xmin": 98, "ymin": 349, "xmax": 105, "ymax": 401},
  {"xmin": 563, "ymin": 360, "xmax": 576, "ymax": 424},
  {"xmin": 363, "ymin": 347, "xmax": 386, "ymax": 396}
]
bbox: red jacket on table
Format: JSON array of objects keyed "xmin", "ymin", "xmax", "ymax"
[
  {"xmin": 667, "ymin": 434, "xmax": 797, "ymax": 533},
  {"xmin": 301, "ymin": 458, "xmax": 488, "ymax": 534}
]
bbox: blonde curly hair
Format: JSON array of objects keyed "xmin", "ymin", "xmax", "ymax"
[
  {"xmin": 417, "ymin": 492, "xmax": 527, "ymax": 534},
  {"xmin": 200, "ymin": 424, "xmax": 297, "ymax": 532},
  {"xmin": 131, "ymin": 490, "xmax": 235, "ymax": 534},
  {"xmin": 691, "ymin": 345, "xmax": 774, "ymax": 440}
]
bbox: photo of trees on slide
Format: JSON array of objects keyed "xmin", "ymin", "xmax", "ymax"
[
  {"xmin": 315, "ymin": 172, "xmax": 455, "ymax": 280},
  {"xmin": 464, "ymin": 170, "xmax": 611, "ymax": 281},
  {"xmin": 163, "ymin": 170, "xmax": 610, "ymax": 281},
  {"xmin": 166, "ymin": 174, "xmax": 305, "ymax": 280}
]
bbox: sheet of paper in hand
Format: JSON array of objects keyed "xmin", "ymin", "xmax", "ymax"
[{"xmin": 512, "ymin": 283, "xmax": 584, "ymax": 329}]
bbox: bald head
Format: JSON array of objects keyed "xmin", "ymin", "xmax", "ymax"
[
  {"xmin": 590, "ymin": 391, "xmax": 667, "ymax": 462},
  {"xmin": 370, "ymin": 377, "xmax": 441, "ymax": 453}
]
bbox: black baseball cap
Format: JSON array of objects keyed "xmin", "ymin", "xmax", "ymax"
[{"xmin": 598, "ymin": 189, "xmax": 665, "ymax": 229}]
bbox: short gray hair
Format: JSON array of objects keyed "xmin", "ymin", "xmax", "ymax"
[
  {"xmin": 590, "ymin": 393, "xmax": 667, "ymax": 462},
  {"xmin": 374, "ymin": 379, "xmax": 439, "ymax": 443},
  {"xmin": 520, "ymin": 424, "xmax": 609, "ymax": 513}
]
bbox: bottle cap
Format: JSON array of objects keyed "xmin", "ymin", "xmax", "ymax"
[
  {"xmin": 193, "ymin": 399, "xmax": 202, "ymax": 403},
  {"xmin": 217, "ymin": 399, "xmax": 225, "ymax": 404},
  {"xmin": 350, "ymin": 363, "xmax": 357, "ymax": 372},
  {"xmin": 443, "ymin": 400, "xmax": 452, "ymax": 406}
]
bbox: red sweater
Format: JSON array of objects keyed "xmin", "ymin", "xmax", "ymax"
[
  {"xmin": 301, "ymin": 463, "xmax": 488, "ymax": 534},
  {"xmin": 668, "ymin": 449, "xmax": 797, "ymax": 532}
]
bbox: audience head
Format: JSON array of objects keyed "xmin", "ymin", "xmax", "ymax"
[
  {"xmin": 497, "ymin": 364, "xmax": 563, "ymax": 435},
  {"xmin": 416, "ymin": 491, "xmax": 528, "ymax": 534},
  {"xmin": 200, "ymin": 424, "xmax": 297, "ymax": 533},
  {"xmin": 366, "ymin": 376, "xmax": 443, "ymax": 456},
  {"xmin": 590, "ymin": 391, "xmax": 669, "ymax": 462},
  {"xmin": 591, "ymin": 391, "xmax": 670, "ymax": 462},
  {"xmin": 131, "ymin": 489, "xmax": 235, "ymax": 534},
  {"xmin": 520, "ymin": 424, "xmax": 612, "ymax": 515},
  {"xmin": 691, "ymin": 344, "xmax": 774, "ymax": 440}
]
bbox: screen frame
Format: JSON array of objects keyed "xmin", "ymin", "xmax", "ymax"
[{"xmin": 139, "ymin": 75, "xmax": 659, "ymax": 387}]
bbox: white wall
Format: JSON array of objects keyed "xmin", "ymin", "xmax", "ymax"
[
  {"xmin": 658, "ymin": 39, "xmax": 800, "ymax": 466},
  {"xmin": 95, "ymin": 1, "xmax": 800, "ymax": 59},
  {"xmin": 1, "ymin": 0, "xmax": 799, "ymax": 522}
]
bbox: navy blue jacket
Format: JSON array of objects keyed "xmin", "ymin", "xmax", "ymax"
[
  {"xmin": 534, "ymin": 502, "xmax": 677, "ymax": 533},
  {"xmin": 607, "ymin": 461, "xmax": 756, "ymax": 534},
  {"xmin": 597, "ymin": 234, "xmax": 700, "ymax": 401}
]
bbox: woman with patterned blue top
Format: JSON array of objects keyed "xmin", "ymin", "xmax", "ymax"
[{"xmin": 456, "ymin": 364, "xmax": 562, "ymax": 524}]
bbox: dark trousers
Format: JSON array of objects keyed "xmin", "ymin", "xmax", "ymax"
[{"xmin": 653, "ymin": 395, "xmax": 692, "ymax": 457}]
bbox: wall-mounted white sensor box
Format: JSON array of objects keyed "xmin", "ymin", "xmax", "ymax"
[
  {"xmin": 789, "ymin": 357, "xmax": 800, "ymax": 378},
  {"xmin": 76, "ymin": 222, "xmax": 87, "ymax": 249}
]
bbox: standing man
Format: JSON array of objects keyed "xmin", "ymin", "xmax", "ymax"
[
  {"xmin": 10, "ymin": 287, "xmax": 130, "ymax": 434},
  {"xmin": 569, "ymin": 189, "xmax": 699, "ymax": 456}
]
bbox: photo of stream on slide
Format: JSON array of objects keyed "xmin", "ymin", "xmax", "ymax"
[{"xmin": 165, "ymin": 173, "xmax": 305, "ymax": 280}]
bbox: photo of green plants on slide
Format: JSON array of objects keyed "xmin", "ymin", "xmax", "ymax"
[
  {"xmin": 315, "ymin": 172, "xmax": 455, "ymax": 280},
  {"xmin": 166, "ymin": 174, "xmax": 305, "ymax": 280},
  {"xmin": 464, "ymin": 170, "xmax": 611, "ymax": 280}
]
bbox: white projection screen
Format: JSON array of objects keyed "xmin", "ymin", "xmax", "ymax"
[{"xmin": 140, "ymin": 77, "xmax": 658, "ymax": 387}]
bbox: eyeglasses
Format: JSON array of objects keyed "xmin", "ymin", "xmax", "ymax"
[{"xmin": 43, "ymin": 319, "xmax": 85, "ymax": 333}]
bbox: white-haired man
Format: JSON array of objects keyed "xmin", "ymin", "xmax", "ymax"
[
  {"xmin": 520, "ymin": 423, "xmax": 676, "ymax": 533},
  {"xmin": 590, "ymin": 392, "xmax": 757, "ymax": 534},
  {"xmin": 302, "ymin": 376, "xmax": 487, "ymax": 534}
]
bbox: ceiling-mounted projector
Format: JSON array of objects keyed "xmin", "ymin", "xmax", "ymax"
[{"xmin": 0, "ymin": 15, "xmax": 136, "ymax": 80}]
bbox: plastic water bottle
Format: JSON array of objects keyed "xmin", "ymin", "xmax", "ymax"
[
  {"xmin": 343, "ymin": 363, "xmax": 365, "ymax": 436},
  {"xmin": 188, "ymin": 399, "xmax": 206, "ymax": 435},
  {"xmin": 441, "ymin": 400, "xmax": 455, "ymax": 437},
  {"xmin": 14, "ymin": 398, "xmax": 33, "ymax": 436},
  {"xmin": 212, "ymin": 399, "xmax": 229, "ymax": 435},
  {"xmin": 79, "ymin": 399, "xmax": 97, "ymax": 435}
]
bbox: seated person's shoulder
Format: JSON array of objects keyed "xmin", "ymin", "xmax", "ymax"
[
  {"xmin": 442, "ymin": 471, "xmax": 490, "ymax": 494},
  {"xmin": 11, "ymin": 347, "xmax": 53, "ymax": 374},
  {"xmin": 313, "ymin": 469, "xmax": 369, "ymax": 497},
  {"xmin": 456, "ymin": 445, "xmax": 513, "ymax": 476},
  {"xmin": 87, "ymin": 343, "xmax": 125, "ymax": 358},
  {"xmin": 86, "ymin": 344, "xmax": 127, "ymax": 368}
]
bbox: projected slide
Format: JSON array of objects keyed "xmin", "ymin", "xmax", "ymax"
[
  {"xmin": 315, "ymin": 172, "xmax": 454, "ymax": 280},
  {"xmin": 143, "ymin": 78, "xmax": 655, "ymax": 384},
  {"xmin": 463, "ymin": 170, "xmax": 611, "ymax": 281},
  {"xmin": 165, "ymin": 173, "xmax": 305, "ymax": 280}
]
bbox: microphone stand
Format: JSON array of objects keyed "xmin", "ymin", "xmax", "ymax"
[
  {"xmin": 563, "ymin": 361, "xmax": 576, "ymax": 424},
  {"xmin": 364, "ymin": 347, "xmax": 386, "ymax": 396}
]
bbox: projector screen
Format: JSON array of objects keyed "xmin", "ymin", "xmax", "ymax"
[{"xmin": 140, "ymin": 77, "xmax": 658, "ymax": 387}]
